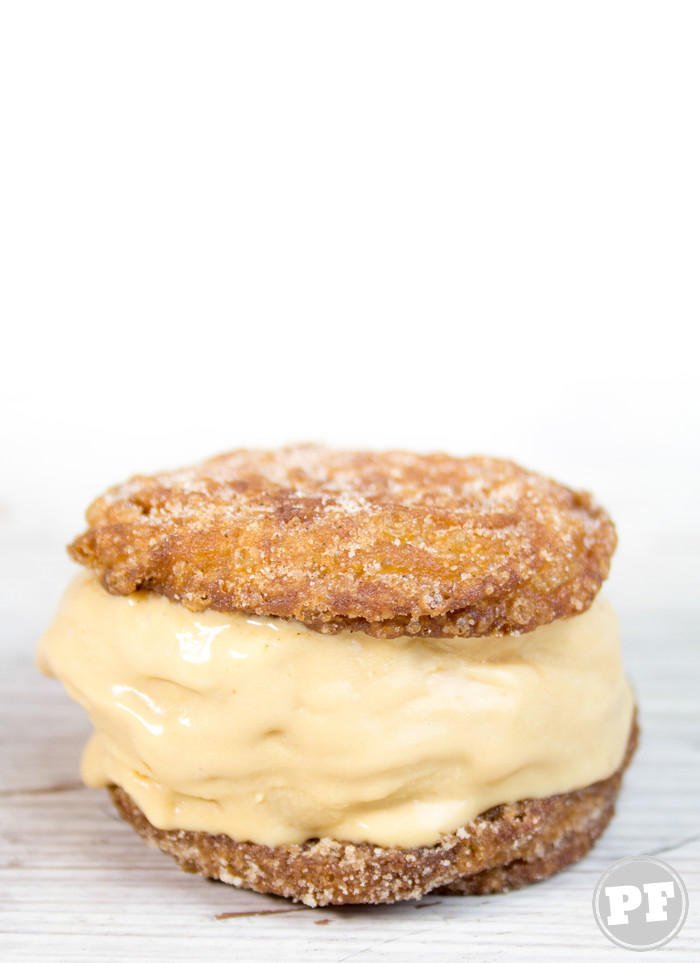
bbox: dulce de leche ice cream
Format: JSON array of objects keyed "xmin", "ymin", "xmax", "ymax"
[{"xmin": 39, "ymin": 445, "xmax": 638, "ymax": 905}]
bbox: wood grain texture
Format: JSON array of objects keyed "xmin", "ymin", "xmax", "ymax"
[{"xmin": 1, "ymin": 544, "xmax": 698, "ymax": 962}]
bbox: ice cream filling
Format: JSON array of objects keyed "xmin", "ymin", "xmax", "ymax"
[{"xmin": 38, "ymin": 573, "xmax": 634, "ymax": 848}]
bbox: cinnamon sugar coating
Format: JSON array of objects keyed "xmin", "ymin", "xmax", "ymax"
[
  {"xmin": 109, "ymin": 718, "xmax": 637, "ymax": 906},
  {"xmin": 69, "ymin": 445, "xmax": 616, "ymax": 638}
]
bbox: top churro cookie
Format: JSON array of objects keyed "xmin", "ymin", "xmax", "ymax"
[{"xmin": 69, "ymin": 444, "xmax": 616, "ymax": 638}]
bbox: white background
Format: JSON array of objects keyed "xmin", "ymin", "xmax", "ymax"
[
  {"xmin": 2, "ymin": 1, "xmax": 698, "ymax": 579},
  {"xmin": 0, "ymin": 6, "xmax": 699, "ymax": 959}
]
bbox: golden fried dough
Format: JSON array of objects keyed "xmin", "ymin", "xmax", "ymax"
[
  {"xmin": 69, "ymin": 444, "xmax": 616, "ymax": 638},
  {"xmin": 110, "ymin": 717, "xmax": 637, "ymax": 906}
]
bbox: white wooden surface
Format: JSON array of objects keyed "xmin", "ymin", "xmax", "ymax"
[{"xmin": 1, "ymin": 543, "xmax": 698, "ymax": 962}]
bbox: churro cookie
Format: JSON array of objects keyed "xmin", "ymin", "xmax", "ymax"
[
  {"xmin": 39, "ymin": 446, "xmax": 636, "ymax": 905},
  {"xmin": 68, "ymin": 444, "xmax": 616, "ymax": 638},
  {"xmin": 111, "ymin": 719, "xmax": 637, "ymax": 906}
]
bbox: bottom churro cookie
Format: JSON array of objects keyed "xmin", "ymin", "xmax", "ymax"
[{"xmin": 110, "ymin": 719, "xmax": 637, "ymax": 906}]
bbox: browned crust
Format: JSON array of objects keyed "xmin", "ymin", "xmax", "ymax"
[
  {"xmin": 110, "ymin": 718, "xmax": 637, "ymax": 907},
  {"xmin": 69, "ymin": 445, "xmax": 616, "ymax": 639}
]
